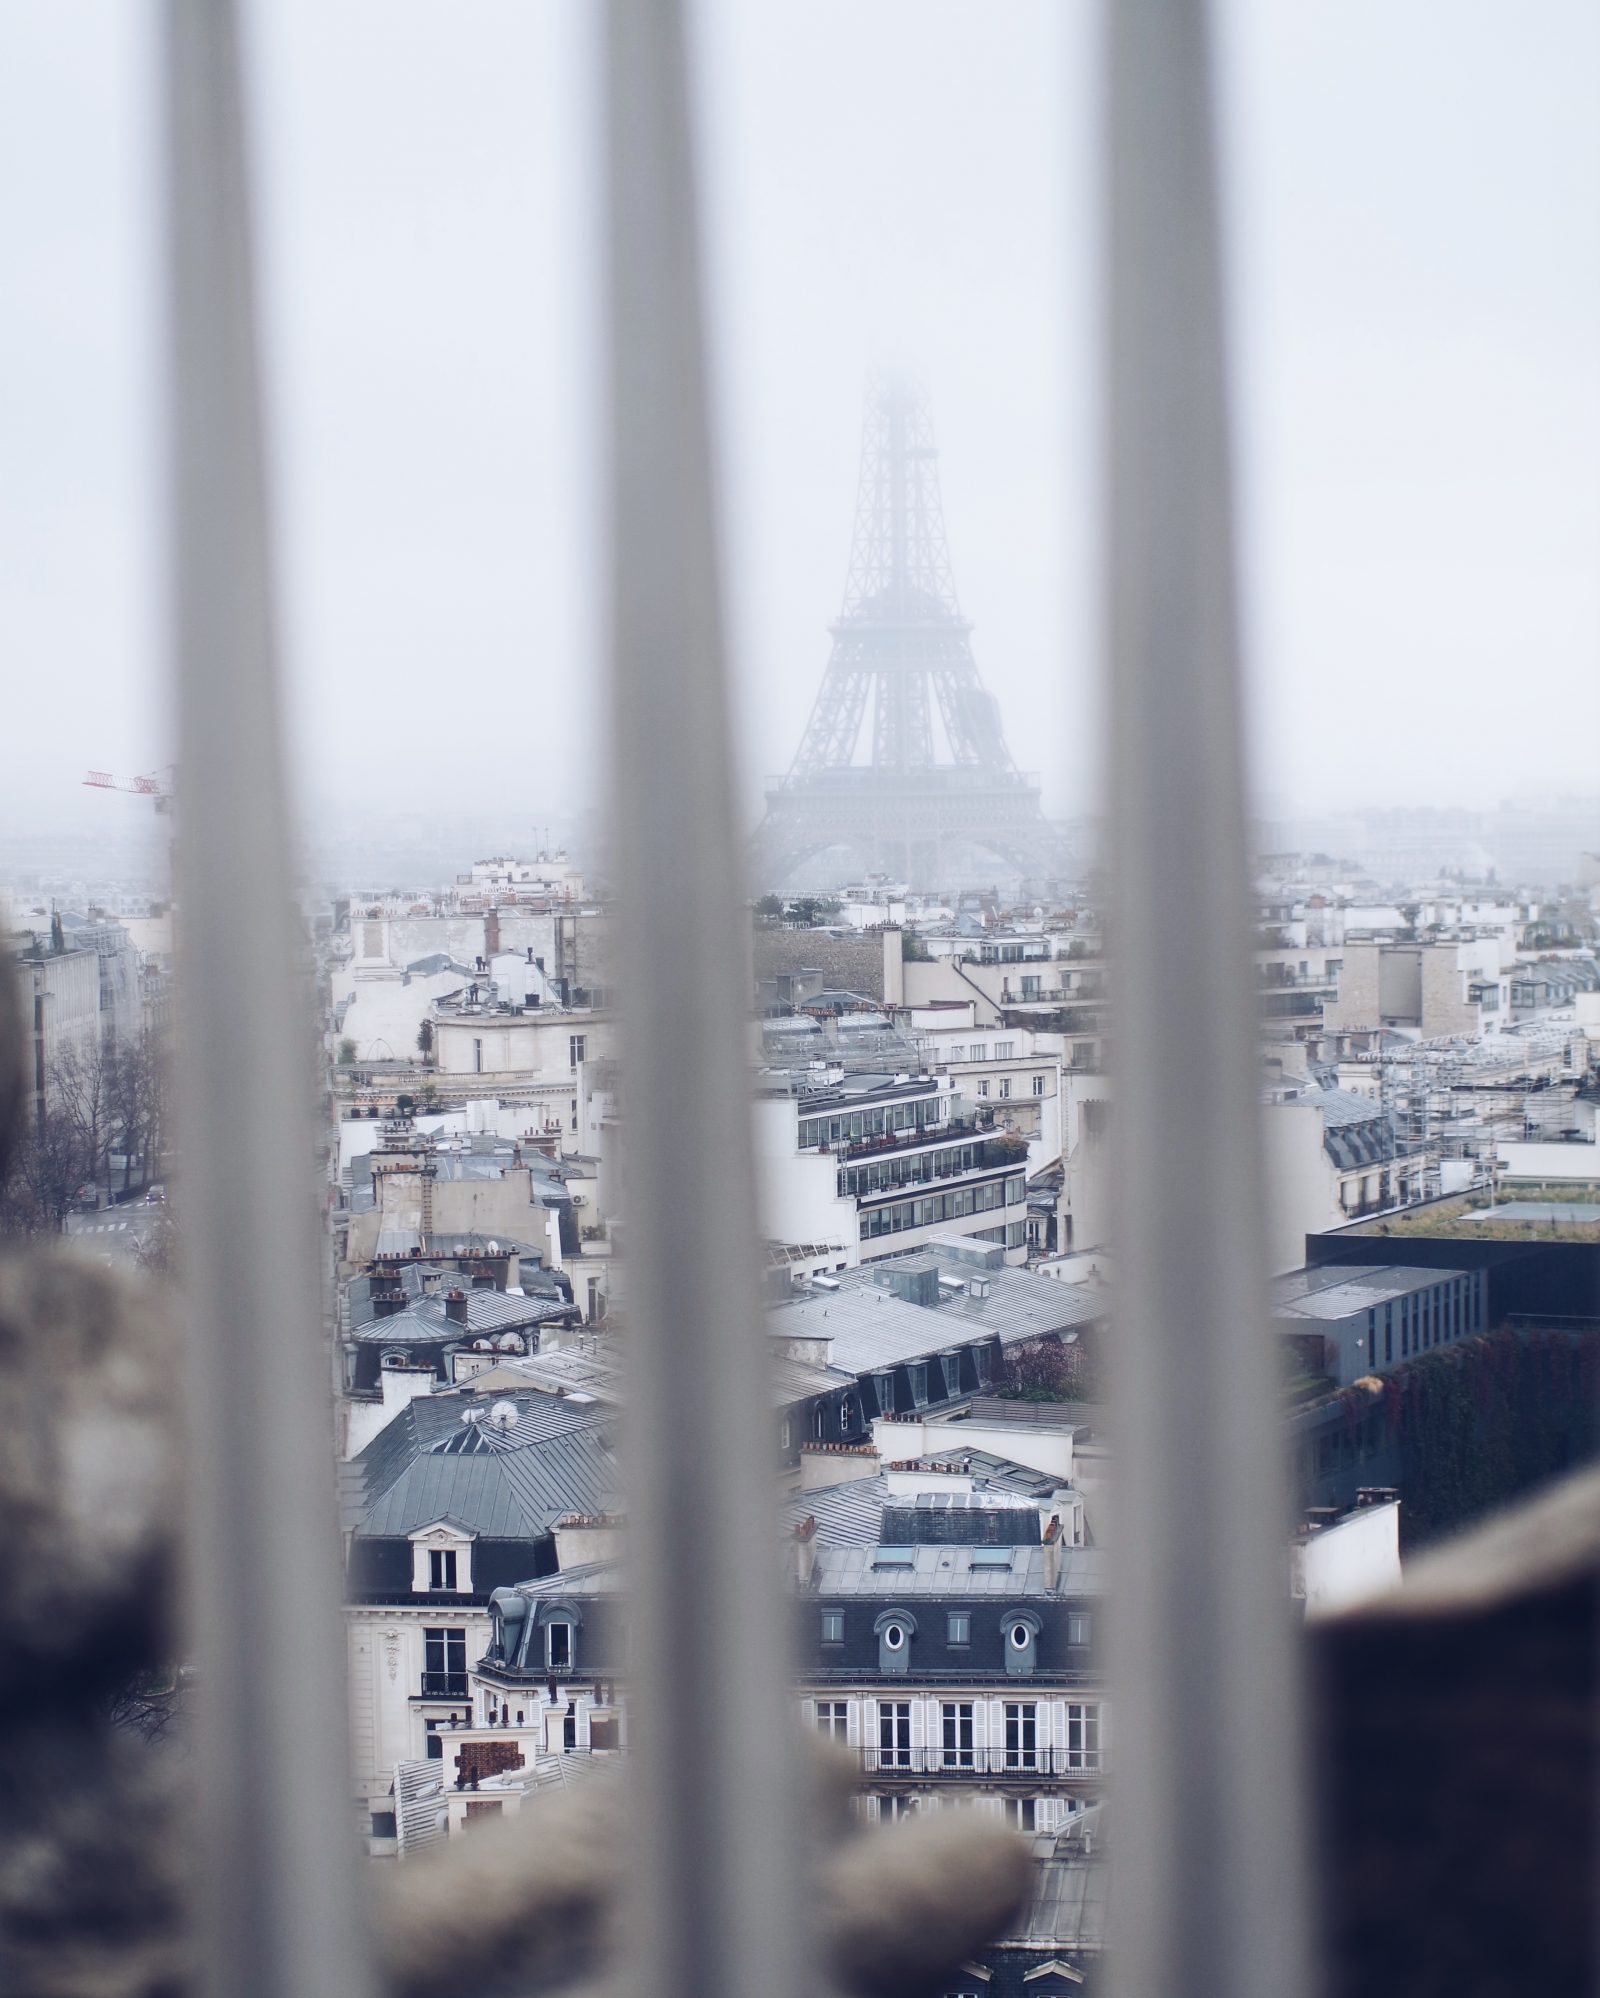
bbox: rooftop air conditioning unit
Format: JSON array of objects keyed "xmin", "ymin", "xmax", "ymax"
[
  {"xmin": 811, "ymin": 1273, "xmax": 842, "ymax": 1291},
  {"xmin": 570, "ymin": 1193, "xmax": 587, "ymax": 1208}
]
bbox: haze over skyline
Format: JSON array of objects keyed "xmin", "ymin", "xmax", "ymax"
[{"xmin": 3, "ymin": 2, "xmax": 1597, "ymax": 853}]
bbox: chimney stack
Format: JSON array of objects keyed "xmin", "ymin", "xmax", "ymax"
[
  {"xmin": 1042, "ymin": 1512, "xmax": 1063, "ymax": 1590},
  {"xmin": 444, "ymin": 1288, "xmax": 469, "ymax": 1325},
  {"xmin": 799, "ymin": 1441, "xmax": 880, "ymax": 1493},
  {"xmin": 793, "ymin": 1514, "xmax": 818, "ymax": 1586}
]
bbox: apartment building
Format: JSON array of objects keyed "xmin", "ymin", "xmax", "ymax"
[
  {"xmin": 342, "ymin": 1387, "xmax": 620, "ymax": 1833},
  {"xmin": 429, "ymin": 984, "xmax": 613, "ymax": 1099},
  {"xmin": 793, "ymin": 1502, "xmax": 1105, "ymax": 1831},
  {"xmin": 1324, "ymin": 937, "xmax": 1511, "ymax": 1042},
  {"xmin": 12, "ymin": 940, "xmax": 100, "ymax": 1129},
  {"xmin": 754, "ymin": 1067, "xmax": 1032, "ymax": 1265},
  {"xmin": 1261, "ymin": 1085, "xmax": 1422, "ymax": 1273},
  {"xmin": 882, "ymin": 925, "xmax": 1109, "ymax": 1073}
]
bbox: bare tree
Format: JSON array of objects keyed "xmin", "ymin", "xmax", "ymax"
[
  {"xmin": 0, "ymin": 1095, "xmax": 92, "ymax": 1234},
  {"xmin": 137, "ymin": 1030, "xmax": 171, "ymax": 1188},
  {"xmin": 50, "ymin": 1042, "xmax": 116, "ymax": 1207},
  {"xmin": 107, "ymin": 1032, "xmax": 170, "ymax": 1194}
]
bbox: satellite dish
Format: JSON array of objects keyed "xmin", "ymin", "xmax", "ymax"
[{"xmin": 487, "ymin": 1400, "xmax": 518, "ymax": 1431}]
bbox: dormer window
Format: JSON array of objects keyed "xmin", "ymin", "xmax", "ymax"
[
  {"xmin": 1002, "ymin": 1608, "xmax": 1042, "ymax": 1676},
  {"xmin": 536, "ymin": 1598, "xmax": 582, "ymax": 1675},
  {"xmin": 410, "ymin": 1525, "xmax": 473, "ymax": 1595},
  {"xmin": 874, "ymin": 1608, "xmax": 916, "ymax": 1675}
]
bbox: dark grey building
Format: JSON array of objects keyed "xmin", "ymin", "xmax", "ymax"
[{"xmin": 1273, "ymin": 1262, "xmax": 1488, "ymax": 1389}]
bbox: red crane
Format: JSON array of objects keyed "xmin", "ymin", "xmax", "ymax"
[{"xmin": 84, "ymin": 766, "xmax": 176, "ymax": 813}]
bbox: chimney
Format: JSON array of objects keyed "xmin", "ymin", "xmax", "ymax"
[
  {"xmin": 380, "ymin": 1360, "xmax": 435, "ymax": 1413},
  {"xmin": 793, "ymin": 1514, "xmax": 818, "ymax": 1585},
  {"xmin": 551, "ymin": 1514, "xmax": 625, "ymax": 1571},
  {"xmin": 798, "ymin": 1441, "xmax": 880, "ymax": 1493},
  {"xmin": 444, "ymin": 1288, "xmax": 469, "ymax": 1325},
  {"xmin": 881, "ymin": 925, "xmax": 905, "ymax": 1007},
  {"xmin": 1042, "ymin": 1512, "xmax": 1063, "ymax": 1590}
]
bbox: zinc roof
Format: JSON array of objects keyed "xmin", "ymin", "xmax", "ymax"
[
  {"xmin": 349, "ymin": 1289, "xmax": 568, "ymax": 1344},
  {"xmin": 356, "ymin": 1419, "xmax": 619, "ymax": 1541},
  {"xmin": 771, "ymin": 1288, "xmax": 984, "ymax": 1374},
  {"xmin": 809, "ymin": 1541, "xmax": 1104, "ymax": 1600},
  {"xmin": 781, "ymin": 1462, "xmax": 1070, "ymax": 1548},
  {"xmin": 1002, "ymin": 1822, "xmax": 1110, "ymax": 1951},
  {"xmin": 1272, "ymin": 1263, "xmax": 1453, "ymax": 1322},
  {"xmin": 833, "ymin": 1251, "xmax": 1108, "ymax": 1346},
  {"xmin": 359, "ymin": 1451, "xmax": 549, "ymax": 1540}
]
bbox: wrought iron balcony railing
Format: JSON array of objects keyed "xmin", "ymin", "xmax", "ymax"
[
  {"xmin": 416, "ymin": 1672, "xmax": 470, "ymax": 1701},
  {"xmin": 859, "ymin": 1746, "xmax": 1104, "ymax": 1778}
]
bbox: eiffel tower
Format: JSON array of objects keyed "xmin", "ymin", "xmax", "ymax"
[{"xmin": 752, "ymin": 375, "xmax": 1062, "ymax": 891}]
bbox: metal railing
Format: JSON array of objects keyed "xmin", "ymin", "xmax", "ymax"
[
  {"xmin": 1103, "ymin": 8, "xmax": 1310, "ymax": 1998},
  {"xmin": 859, "ymin": 1746, "xmax": 1104, "ymax": 1778},
  {"xmin": 415, "ymin": 1673, "xmax": 470, "ymax": 1702},
  {"xmin": 159, "ymin": 5, "xmax": 1309, "ymax": 1998}
]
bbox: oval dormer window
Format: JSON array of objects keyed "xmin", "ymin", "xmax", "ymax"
[
  {"xmin": 883, "ymin": 1622, "xmax": 906, "ymax": 1652},
  {"xmin": 1010, "ymin": 1621, "xmax": 1031, "ymax": 1651}
]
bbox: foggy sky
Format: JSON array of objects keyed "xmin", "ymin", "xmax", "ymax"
[{"xmin": 3, "ymin": 2, "xmax": 1598, "ymax": 854}]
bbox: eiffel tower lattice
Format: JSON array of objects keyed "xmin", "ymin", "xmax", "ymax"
[{"xmin": 751, "ymin": 375, "xmax": 1061, "ymax": 890}]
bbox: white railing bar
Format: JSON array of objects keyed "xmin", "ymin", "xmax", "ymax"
[
  {"xmin": 1103, "ymin": 4, "xmax": 1313, "ymax": 1996},
  {"xmin": 602, "ymin": 4, "xmax": 809, "ymax": 1997},
  {"xmin": 163, "ymin": 7, "xmax": 373, "ymax": 1997}
]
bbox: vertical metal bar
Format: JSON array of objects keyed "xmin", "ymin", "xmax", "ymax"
[
  {"xmin": 162, "ymin": 8, "xmax": 373, "ymax": 1998},
  {"xmin": 602, "ymin": 6, "xmax": 807, "ymax": 1998},
  {"xmin": 1102, "ymin": 5, "xmax": 1313, "ymax": 1997}
]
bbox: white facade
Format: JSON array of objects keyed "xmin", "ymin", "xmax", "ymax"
[
  {"xmin": 432, "ymin": 1006, "xmax": 612, "ymax": 1089},
  {"xmin": 16, "ymin": 947, "xmax": 101, "ymax": 1127},
  {"xmin": 754, "ymin": 1080, "xmax": 1032, "ymax": 1268},
  {"xmin": 1495, "ymin": 1139, "xmax": 1600, "ymax": 1183},
  {"xmin": 1294, "ymin": 1499, "xmax": 1401, "ymax": 1617},
  {"xmin": 348, "ymin": 1592, "xmax": 490, "ymax": 1812}
]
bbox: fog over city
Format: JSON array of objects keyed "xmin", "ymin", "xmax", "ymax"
[{"xmin": 4, "ymin": 1, "xmax": 1598, "ymax": 858}]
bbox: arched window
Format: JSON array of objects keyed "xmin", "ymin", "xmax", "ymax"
[{"xmin": 536, "ymin": 1598, "xmax": 583, "ymax": 1674}]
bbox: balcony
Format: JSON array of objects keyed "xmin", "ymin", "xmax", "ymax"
[
  {"xmin": 417, "ymin": 1672, "xmax": 470, "ymax": 1700},
  {"xmin": 831, "ymin": 1116, "xmax": 971, "ymax": 1163},
  {"xmin": 838, "ymin": 1135, "xmax": 1029, "ymax": 1201},
  {"xmin": 859, "ymin": 1745, "xmax": 1102, "ymax": 1778}
]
